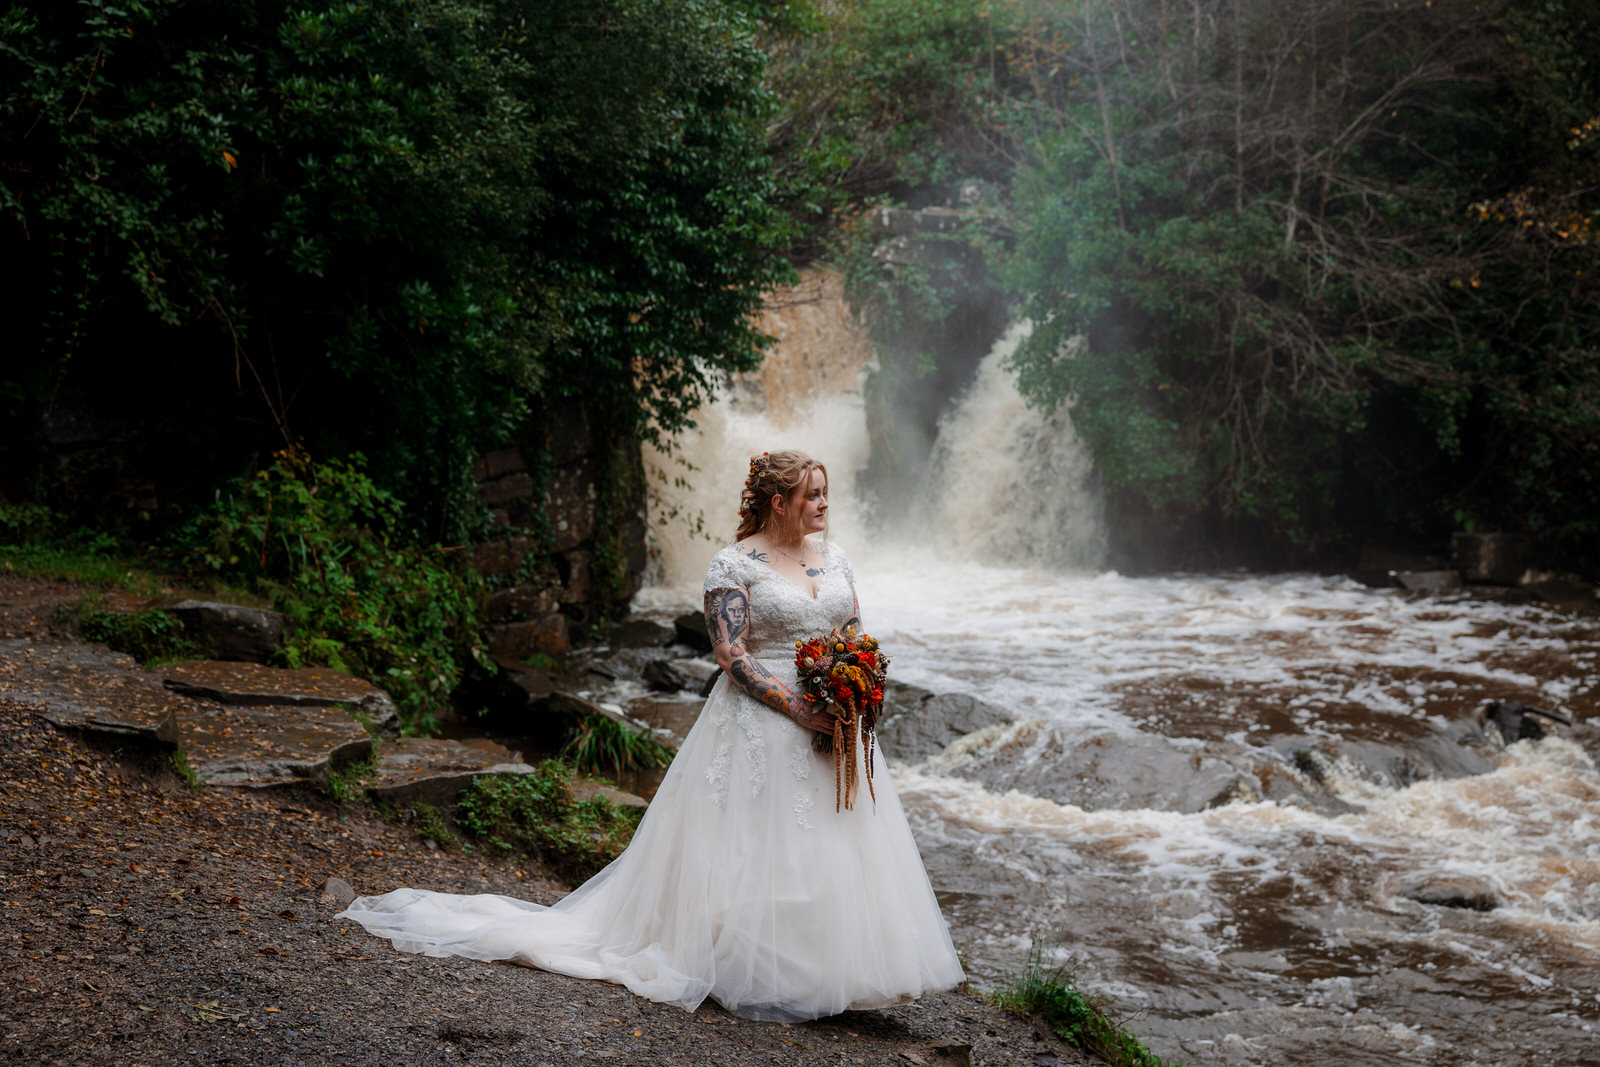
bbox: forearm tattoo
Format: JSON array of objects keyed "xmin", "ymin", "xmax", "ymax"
[
  {"xmin": 844, "ymin": 587, "xmax": 862, "ymax": 633},
  {"xmin": 705, "ymin": 586, "xmax": 813, "ymax": 725}
]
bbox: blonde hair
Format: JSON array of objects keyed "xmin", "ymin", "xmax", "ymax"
[{"xmin": 736, "ymin": 450, "xmax": 828, "ymax": 543}]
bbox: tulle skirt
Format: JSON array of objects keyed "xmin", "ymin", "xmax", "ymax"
[{"xmin": 338, "ymin": 676, "xmax": 964, "ymax": 1021}]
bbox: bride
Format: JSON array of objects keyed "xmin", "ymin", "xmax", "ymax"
[{"xmin": 339, "ymin": 449, "xmax": 964, "ymax": 1021}]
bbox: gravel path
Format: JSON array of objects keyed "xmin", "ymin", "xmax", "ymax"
[{"xmin": 0, "ymin": 578, "xmax": 1097, "ymax": 1067}]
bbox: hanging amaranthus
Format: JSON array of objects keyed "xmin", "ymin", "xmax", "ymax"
[{"xmin": 793, "ymin": 627, "xmax": 889, "ymax": 811}]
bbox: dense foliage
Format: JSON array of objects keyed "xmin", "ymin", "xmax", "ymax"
[
  {"xmin": 1, "ymin": 0, "xmax": 792, "ymax": 540},
  {"xmin": 996, "ymin": 0, "xmax": 1600, "ymax": 564},
  {"xmin": 179, "ymin": 451, "xmax": 484, "ymax": 733},
  {"xmin": 453, "ymin": 762, "xmax": 645, "ymax": 883},
  {"xmin": 778, "ymin": 0, "xmax": 1599, "ymax": 570}
]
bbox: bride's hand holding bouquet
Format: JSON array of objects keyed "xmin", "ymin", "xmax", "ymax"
[{"xmin": 793, "ymin": 627, "xmax": 890, "ymax": 812}]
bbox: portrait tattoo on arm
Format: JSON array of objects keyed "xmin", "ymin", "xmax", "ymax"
[{"xmin": 704, "ymin": 586, "xmax": 821, "ymax": 730}]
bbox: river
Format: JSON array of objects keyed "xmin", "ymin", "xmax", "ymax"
[{"xmin": 630, "ymin": 280, "xmax": 1600, "ymax": 1065}]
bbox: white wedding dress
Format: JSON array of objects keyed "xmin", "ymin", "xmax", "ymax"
[{"xmin": 339, "ymin": 540, "xmax": 964, "ymax": 1021}]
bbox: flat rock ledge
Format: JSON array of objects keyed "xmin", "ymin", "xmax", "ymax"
[
  {"xmin": 368, "ymin": 737, "xmax": 537, "ymax": 806},
  {"xmin": 0, "ymin": 638, "xmax": 179, "ymax": 747},
  {"xmin": 163, "ymin": 659, "xmax": 399, "ymax": 734},
  {"xmin": 178, "ymin": 700, "xmax": 375, "ymax": 789}
]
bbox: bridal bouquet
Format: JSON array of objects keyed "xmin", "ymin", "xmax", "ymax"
[{"xmin": 793, "ymin": 627, "xmax": 889, "ymax": 811}]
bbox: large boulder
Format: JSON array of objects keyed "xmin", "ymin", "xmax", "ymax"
[
  {"xmin": 877, "ymin": 691, "xmax": 1011, "ymax": 764},
  {"xmin": 168, "ymin": 600, "xmax": 288, "ymax": 663}
]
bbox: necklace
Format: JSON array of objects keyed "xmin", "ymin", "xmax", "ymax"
[{"xmin": 771, "ymin": 539, "xmax": 824, "ymax": 578}]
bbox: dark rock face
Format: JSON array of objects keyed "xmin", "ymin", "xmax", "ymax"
[
  {"xmin": 672, "ymin": 611, "xmax": 711, "ymax": 653},
  {"xmin": 610, "ymin": 618, "xmax": 674, "ymax": 649},
  {"xmin": 641, "ymin": 657, "xmax": 717, "ymax": 693},
  {"xmin": 485, "ymin": 614, "xmax": 570, "ymax": 662},
  {"xmin": 487, "ymin": 583, "xmax": 561, "ymax": 622},
  {"xmin": 877, "ymin": 691, "xmax": 1012, "ymax": 764},
  {"xmin": 1452, "ymin": 532, "xmax": 1530, "ymax": 585},
  {"xmin": 168, "ymin": 600, "xmax": 288, "ymax": 663},
  {"xmin": 1398, "ymin": 876, "xmax": 1500, "ymax": 911},
  {"xmin": 642, "ymin": 658, "xmax": 693, "ymax": 692}
]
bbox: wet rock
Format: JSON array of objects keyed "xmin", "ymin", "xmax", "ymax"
[
  {"xmin": 168, "ymin": 600, "xmax": 288, "ymax": 663},
  {"xmin": 544, "ymin": 690, "xmax": 640, "ymax": 728},
  {"xmin": 367, "ymin": 738, "xmax": 534, "ymax": 806},
  {"xmin": 485, "ymin": 614, "xmax": 570, "ymax": 662},
  {"xmin": 1480, "ymin": 699, "xmax": 1571, "ymax": 746},
  {"xmin": 1452, "ymin": 532, "xmax": 1530, "ymax": 585},
  {"xmin": 946, "ymin": 724, "xmax": 1258, "ymax": 813},
  {"xmin": 878, "ymin": 692, "xmax": 1012, "ymax": 763},
  {"xmin": 609, "ymin": 618, "xmax": 674, "ymax": 649},
  {"xmin": 0, "ymin": 638, "xmax": 179, "ymax": 747},
  {"xmin": 1395, "ymin": 570, "xmax": 1463, "ymax": 592},
  {"xmin": 161, "ymin": 660, "xmax": 398, "ymax": 735},
  {"xmin": 1292, "ymin": 747, "xmax": 1340, "ymax": 785},
  {"xmin": 672, "ymin": 611, "xmax": 711, "ymax": 653},
  {"xmin": 1205, "ymin": 775, "xmax": 1263, "ymax": 809},
  {"xmin": 178, "ymin": 700, "xmax": 373, "ymax": 789},
  {"xmin": 495, "ymin": 661, "xmax": 556, "ymax": 702},
  {"xmin": 1398, "ymin": 876, "xmax": 1499, "ymax": 911},
  {"xmin": 1523, "ymin": 577, "xmax": 1598, "ymax": 613},
  {"xmin": 569, "ymin": 778, "xmax": 649, "ymax": 809},
  {"xmin": 1349, "ymin": 546, "xmax": 1448, "ymax": 588},
  {"xmin": 641, "ymin": 656, "xmax": 717, "ymax": 693},
  {"xmin": 621, "ymin": 695, "xmax": 701, "ymax": 749},
  {"xmin": 880, "ymin": 679, "xmax": 935, "ymax": 721},
  {"xmin": 642, "ymin": 658, "xmax": 694, "ymax": 692},
  {"xmin": 318, "ymin": 877, "xmax": 356, "ymax": 909}
]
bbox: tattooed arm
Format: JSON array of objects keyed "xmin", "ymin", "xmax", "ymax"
[
  {"xmin": 705, "ymin": 586, "xmax": 833, "ymax": 733},
  {"xmin": 844, "ymin": 584, "xmax": 862, "ymax": 635}
]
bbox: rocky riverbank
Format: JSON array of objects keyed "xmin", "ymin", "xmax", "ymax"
[{"xmin": 0, "ymin": 575, "xmax": 1097, "ymax": 1066}]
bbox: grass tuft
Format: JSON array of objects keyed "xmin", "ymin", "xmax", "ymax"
[
  {"xmin": 990, "ymin": 942, "xmax": 1181, "ymax": 1067},
  {"xmin": 560, "ymin": 713, "xmax": 673, "ymax": 776}
]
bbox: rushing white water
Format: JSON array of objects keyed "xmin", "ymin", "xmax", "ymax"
[{"xmin": 634, "ymin": 297, "xmax": 1600, "ymax": 1066}]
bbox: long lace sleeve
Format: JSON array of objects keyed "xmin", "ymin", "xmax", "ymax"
[{"xmin": 704, "ymin": 548, "xmax": 832, "ymax": 735}]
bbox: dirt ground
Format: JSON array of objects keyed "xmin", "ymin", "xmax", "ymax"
[{"xmin": 0, "ymin": 577, "xmax": 1096, "ymax": 1067}]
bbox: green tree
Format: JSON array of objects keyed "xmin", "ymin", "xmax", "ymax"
[
  {"xmin": 1, "ymin": 0, "xmax": 792, "ymax": 540},
  {"xmin": 1001, "ymin": 0, "xmax": 1600, "ymax": 566}
]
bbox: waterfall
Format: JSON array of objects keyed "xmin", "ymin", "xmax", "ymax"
[
  {"xmin": 641, "ymin": 275, "xmax": 1106, "ymax": 590},
  {"xmin": 917, "ymin": 322, "xmax": 1105, "ymax": 571}
]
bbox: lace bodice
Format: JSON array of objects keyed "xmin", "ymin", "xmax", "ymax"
[{"xmin": 702, "ymin": 539, "xmax": 857, "ymax": 654}]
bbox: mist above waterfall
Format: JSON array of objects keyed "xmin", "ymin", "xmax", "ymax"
[{"xmin": 642, "ymin": 275, "xmax": 1106, "ymax": 587}]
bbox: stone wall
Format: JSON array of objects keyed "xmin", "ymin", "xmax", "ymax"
[{"xmin": 471, "ymin": 404, "xmax": 646, "ymax": 661}]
